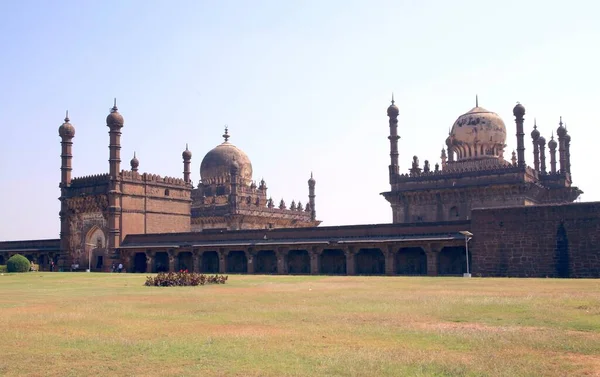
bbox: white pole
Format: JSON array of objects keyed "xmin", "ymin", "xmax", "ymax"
[{"xmin": 465, "ymin": 236, "xmax": 470, "ymax": 275}]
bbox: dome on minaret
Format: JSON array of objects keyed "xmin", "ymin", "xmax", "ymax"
[
  {"xmin": 130, "ymin": 152, "xmax": 139, "ymax": 170},
  {"xmin": 449, "ymin": 99, "xmax": 507, "ymax": 161},
  {"xmin": 58, "ymin": 111, "xmax": 75, "ymax": 139},
  {"xmin": 106, "ymin": 99, "xmax": 124, "ymax": 127},
  {"xmin": 387, "ymin": 94, "xmax": 399, "ymax": 117},
  {"xmin": 200, "ymin": 127, "xmax": 253, "ymax": 185},
  {"xmin": 182, "ymin": 144, "xmax": 192, "ymax": 160}
]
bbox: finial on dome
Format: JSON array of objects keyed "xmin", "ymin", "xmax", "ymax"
[
  {"xmin": 65, "ymin": 110, "xmax": 69, "ymax": 123},
  {"xmin": 223, "ymin": 125, "xmax": 230, "ymax": 142},
  {"xmin": 475, "ymin": 94, "xmax": 478, "ymax": 107},
  {"xmin": 112, "ymin": 98, "xmax": 118, "ymax": 111},
  {"xmin": 559, "ymin": 116, "xmax": 563, "ymax": 127},
  {"xmin": 534, "ymin": 118, "xmax": 537, "ymax": 128},
  {"xmin": 391, "ymin": 93, "xmax": 395, "ymax": 105}
]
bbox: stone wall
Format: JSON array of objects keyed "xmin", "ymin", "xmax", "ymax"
[{"xmin": 471, "ymin": 202, "xmax": 600, "ymax": 277}]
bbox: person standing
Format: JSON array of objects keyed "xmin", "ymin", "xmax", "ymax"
[{"xmin": 117, "ymin": 263, "xmax": 123, "ymax": 273}]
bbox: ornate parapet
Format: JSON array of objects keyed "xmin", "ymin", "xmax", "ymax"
[
  {"xmin": 120, "ymin": 170, "xmax": 189, "ymax": 188},
  {"xmin": 70, "ymin": 173, "xmax": 110, "ymax": 188}
]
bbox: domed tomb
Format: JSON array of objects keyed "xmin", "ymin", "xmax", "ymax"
[
  {"xmin": 448, "ymin": 104, "xmax": 507, "ymax": 161},
  {"xmin": 200, "ymin": 128, "xmax": 253, "ymax": 185}
]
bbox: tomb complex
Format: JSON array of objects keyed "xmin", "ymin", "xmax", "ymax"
[{"xmin": 0, "ymin": 96, "xmax": 598, "ymax": 277}]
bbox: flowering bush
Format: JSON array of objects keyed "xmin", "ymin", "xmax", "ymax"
[{"xmin": 144, "ymin": 270, "xmax": 228, "ymax": 287}]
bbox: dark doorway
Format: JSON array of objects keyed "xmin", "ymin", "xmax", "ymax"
[
  {"xmin": 320, "ymin": 249, "xmax": 346, "ymax": 275},
  {"xmin": 396, "ymin": 247, "xmax": 427, "ymax": 275},
  {"xmin": 154, "ymin": 252, "xmax": 169, "ymax": 273},
  {"xmin": 227, "ymin": 250, "xmax": 247, "ymax": 273},
  {"xmin": 255, "ymin": 250, "xmax": 277, "ymax": 274},
  {"xmin": 178, "ymin": 252, "xmax": 193, "ymax": 272},
  {"xmin": 133, "ymin": 252, "xmax": 147, "ymax": 273},
  {"xmin": 438, "ymin": 246, "xmax": 469, "ymax": 275},
  {"xmin": 355, "ymin": 248, "xmax": 385, "ymax": 275},
  {"xmin": 202, "ymin": 251, "xmax": 219, "ymax": 273},
  {"xmin": 287, "ymin": 250, "xmax": 310, "ymax": 274},
  {"xmin": 0, "ymin": 255, "xmax": 5, "ymax": 265},
  {"xmin": 556, "ymin": 223, "xmax": 570, "ymax": 278},
  {"xmin": 96, "ymin": 255, "xmax": 104, "ymax": 270}
]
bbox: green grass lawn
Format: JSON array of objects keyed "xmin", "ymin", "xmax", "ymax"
[{"xmin": 0, "ymin": 273, "xmax": 599, "ymax": 377}]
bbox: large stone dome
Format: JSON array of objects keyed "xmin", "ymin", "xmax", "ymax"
[
  {"xmin": 449, "ymin": 105, "xmax": 507, "ymax": 161},
  {"xmin": 200, "ymin": 133, "xmax": 253, "ymax": 185}
]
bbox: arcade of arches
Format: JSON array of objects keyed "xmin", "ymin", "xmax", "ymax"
[{"xmin": 121, "ymin": 242, "xmax": 469, "ymax": 276}]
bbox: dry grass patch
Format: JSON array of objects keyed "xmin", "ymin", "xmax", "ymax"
[{"xmin": 0, "ymin": 273, "xmax": 599, "ymax": 376}]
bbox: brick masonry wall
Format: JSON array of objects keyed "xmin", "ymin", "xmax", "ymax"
[{"xmin": 471, "ymin": 202, "xmax": 600, "ymax": 277}]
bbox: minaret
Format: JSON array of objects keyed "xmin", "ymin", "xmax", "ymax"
[
  {"xmin": 513, "ymin": 103, "xmax": 526, "ymax": 168},
  {"xmin": 182, "ymin": 144, "xmax": 192, "ymax": 184},
  {"xmin": 387, "ymin": 94, "xmax": 400, "ymax": 184},
  {"xmin": 440, "ymin": 148, "xmax": 447, "ymax": 167},
  {"xmin": 308, "ymin": 172, "xmax": 316, "ymax": 222},
  {"xmin": 538, "ymin": 136, "xmax": 547, "ymax": 174},
  {"xmin": 531, "ymin": 119, "xmax": 540, "ymax": 172},
  {"xmin": 58, "ymin": 111, "xmax": 75, "ymax": 262},
  {"xmin": 445, "ymin": 130, "xmax": 454, "ymax": 162},
  {"xmin": 106, "ymin": 99, "xmax": 124, "ymax": 251},
  {"xmin": 564, "ymin": 125, "xmax": 571, "ymax": 175},
  {"xmin": 557, "ymin": 117, "xmax": 567, "ymax": 174},
  {"xmin": 548, "ymin": 132, "xmax": 557, "ymax": 174},
  {"xmin": 130, "ymin": 152, "xmax": 139, "ymax": 172}
]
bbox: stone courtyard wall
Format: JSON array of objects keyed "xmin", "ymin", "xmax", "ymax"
[{"xmin": 471, "ymin": 202, "xmax": 600, "ymax": 277}]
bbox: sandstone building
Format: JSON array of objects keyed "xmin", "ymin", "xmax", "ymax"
[{"xmin": 0, "ymin": 97, "xmax": 597, "ymax": 277}]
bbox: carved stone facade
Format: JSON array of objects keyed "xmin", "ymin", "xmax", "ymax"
[{"xmin": 382, "ymin": 99, "xmax": 582, "ymax": 223}]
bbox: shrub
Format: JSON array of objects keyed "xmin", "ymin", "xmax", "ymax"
[
  {"xmin": 0, "ymin": 265, "xmax": 7, "ymax": 273},
  {"xmin": 145, "ymin": 270, "xmax": 228, "ymax": 287},
  {"xmin": 7, "ymin": 254, "xmax": 31, "ymax": 273}
]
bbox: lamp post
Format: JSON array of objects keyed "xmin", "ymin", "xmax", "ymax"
[
  {"xmin": 459, "ymin": 231, "xmax": 473, "ymax": 278},
  {"xmin": 85, "ymin": 243, "xmax": 95, "ymax": 273}
]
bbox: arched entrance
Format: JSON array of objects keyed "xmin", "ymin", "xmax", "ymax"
[
  {"xmin": 320, "ymin": 249, "xmax": 346, "ymax": 275},
  {"xmin": 133, "ymin": 252, "xmax": 146, "ymax": 273},
  {"xmin": 287, "ymin": 250, "xmax": 310, "ymax": 274},
  {"xmin": 439, "ymin": 246, "xmax": 469, "ymax": 275},
  {"xmin": 202, "ymin": 251, "xmax": 219, "ymax": 273},
  {"xmin": 178, "ymin": 252, "xmax": 193, "ymax": 272},
  {"xmin": 85, "ymin": 226, "xmax": 107, "ymax": 272},
  {"xmin": 355, "ymin": 248, "xmax": 385, "ymax": 275},
  {"xmin": 396, "ymin": 247, "xmax": 427, "ymax": 275},
  {"xmin": 255, "ymin": 250, "xmax": 277, "ymax": 274},
  {"xmin": 154, "ymin": 252, "xmax": 169, "ymax": 273},
  {"xmin": 227, "ymin": 250, "xmax": 247, "ymax": 273}
]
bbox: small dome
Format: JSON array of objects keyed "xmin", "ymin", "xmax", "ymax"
[
  {"xmin": 200, "ymin": 130, "xmax": 252, "ymax": 185},
  {"xmin": 182, "ymin": 145, "xmax": 192, "ymax": 160},
  {"xmin": 513, "ymin": 103, "xmax": 525, "ymax": 117},
  {"xmin": 537, "ymin": 135, "xmax": 546, "ymax": 146},
  {"xmin": 387, "ymin": 102, "xmax": 399, "ymax": 117},
  {"xmin": 106, "ymin": 100, "xmax": 124, "ymax": 127},
  {"xmin": 557, "ymin": 119, "xmax": 567, "ymax": 137},
  {"xmin": 449, "ymin": 105, "xmax": 507, "ymax": 161},
  {"xmin": 130, "ymin": 152, "xmax": 139, "ymax": 169},
  {"xmin": 548, "ymin": 135, "xmax": 558, "ymax": 149},
  {"xmin": 58, "ymin": 113, "xmax": 75, "ymax": 139},
  {"xmin": 564, "ymin": 133, "xmax": 571, "ymax": 142},
  {"xmin": 308, "ymin": 172, "xmax": 315, "ymax": 185},
  {"xmin": 531, "ymin": 124, "xmax": 540, "ymax": 140}
]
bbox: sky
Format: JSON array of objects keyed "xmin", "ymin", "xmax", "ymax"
[{"xmin": 1, "ymin": 0, "xmax": 599, "ymax": 241}]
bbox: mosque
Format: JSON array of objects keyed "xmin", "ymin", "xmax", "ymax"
[{"xmin": 0, "ymin": 97, "xmax": 597, "ymax": 277}]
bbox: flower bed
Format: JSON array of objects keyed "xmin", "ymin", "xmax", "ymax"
[{"xmin": 144, "ymin": 270, "xmax": 228, "ymax": 287}]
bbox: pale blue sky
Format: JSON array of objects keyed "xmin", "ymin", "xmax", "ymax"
[{"xmin": 1, "ymin": 0, "xmax": 599, "ymax": 240}]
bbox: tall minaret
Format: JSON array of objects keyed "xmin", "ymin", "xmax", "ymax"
[
  {"xmin": 513, "ymin": 103, "xmax": 526, "ymax": 168},
  {"xmin": 557, "ymin": 117, "xmax": 567, "ymax": 174},
  {"xmin": 531, "ymin": 119, "xmax": 540, "ymax": 172},
  {"xmin": 564, "ymin": 125, "xmax": 571, "ymax": 176},
  {"xmin": 548, "ymin": 132, "xmax": 557, "ymax": 174},
  {"xmin": 538, "ymin": 136, "xmax": 547, "ymax": 174},
  {"xmin": 106, "ymin": 99, "xmax": 124, "ymax": 250},
  {"xmin": 308, "ymin": 172, "xmax": 316, "ymax": 222},
  {"xmin": 58, "ymin": 111, "xmax": 75, "ymax": 261},
  {"xmin": 182, "ymin": 144, "xmax": 192, "ymax": 184},
  {"xmin": 387, "ymin": 94, "xmax": 400, "ymax": 184}
]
